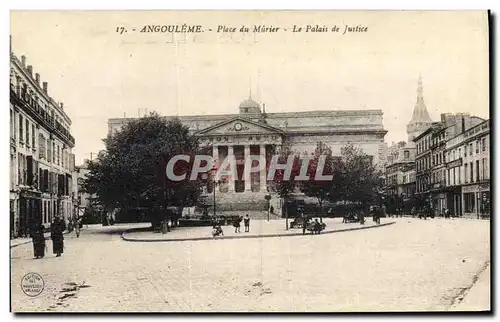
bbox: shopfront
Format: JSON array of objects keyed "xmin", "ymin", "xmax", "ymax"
[
  {"xmin": 462, "ymin": 182, "xmax": 490, "ymax": 219},
  {"xmin": 18, "ymin": 189, "xmax": 42, "ymax": 237}
]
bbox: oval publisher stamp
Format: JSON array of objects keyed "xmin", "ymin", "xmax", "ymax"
[{"xmin": 21, "ymin": 273, "xmax": 44, "ymax": 297}]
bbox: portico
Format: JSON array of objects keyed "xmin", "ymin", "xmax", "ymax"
[{"xmin": 197, "ymin": 116, "xmax": 285, "ymax": 195}]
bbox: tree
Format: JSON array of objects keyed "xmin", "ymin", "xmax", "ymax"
[
  {"xmin": 299, "ymin": 142, "xmax": 338, "ymax": 222},
  {"xmin": 267, "ymin": 139, "xmax": 301, "ymax": 229},
  {"xmin": 84, "ymin": 112, "xmax": 207, "ymax": 227},
  {"xmin": 333, "ymin": 143, "xmax": 384, "ymax": 211}
]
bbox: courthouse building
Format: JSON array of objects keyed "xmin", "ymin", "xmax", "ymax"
[
  {"xmin": 10, "ymin": 49, "xmax": 76, "ymax": 238},
  {"xmin": 108, "ymin": 96, "xmax": 387, "ymax": 211}
]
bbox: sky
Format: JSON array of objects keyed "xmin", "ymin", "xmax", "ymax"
[{"xmin": 10, "ymin": 10, "xmax": 490, "ymax": 165}]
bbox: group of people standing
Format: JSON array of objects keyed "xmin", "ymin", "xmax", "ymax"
[
  {"xmin": 31, "ymin": 217, "xmax": 66, "ymax": 259},
  {"xmin": 233, "ymin": 215, "xmax": 250, "ymax": 233}
]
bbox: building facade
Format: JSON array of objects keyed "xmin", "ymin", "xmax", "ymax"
[
  {"xmin": 385, "ymin": 141, "xmax": 416, "ymax": 213},
  {"xmin": 10, "ymin": 50, "xmax": 75, "ymax": 238},
  {"xmin": 445, "ymin": 119, "xmax": 490, "ymax": 218},
  {"xmin": 383, "ymin": 77, "xmax": 432, "ymax": 214},
  {"xmin": 414, "ymin": 114, "xmax": 485, "ymax": 216},
  {"xmin": 108, "ymin": 97, "xmax": 387, "ymax": 210}
]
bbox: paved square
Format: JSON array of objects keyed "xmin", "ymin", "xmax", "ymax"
[{"xmin": 11, "ymin": 218, "xmax": 490, "ymax": 312}]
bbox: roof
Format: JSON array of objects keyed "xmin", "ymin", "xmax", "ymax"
[
  {"xmin": 409, "ymin": 76, "xmax": 433, "ymax": 124},
  {"xmin": 239, "ymin": 98, "xmax": 260, "ymax": 109}
]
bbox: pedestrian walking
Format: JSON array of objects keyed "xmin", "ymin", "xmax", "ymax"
[
  {"xmin": 75, "ymin": 217, "xmax": 82, "ymax": 238},
  {"xmin": 50, "ymin": 217, "xmax": 64, "ymax": 257},
  {"xmin": 244, "ymin": 214, "xmax": 250, "ymax": 232},
  {"xmin": 32, "ymin": 224, "xmax": 46, "ymax": 259}
]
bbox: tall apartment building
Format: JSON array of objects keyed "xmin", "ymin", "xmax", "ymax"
[
  {"xmin": 10, "ymin": 48, "xmax": 76, "ymax": 238},
  {"xmin": 445, "ymin": 119, "xmax": 490, "ymax": 218},
  {"xmin": 413, "ymin": 113, "xmax": 485, "ymax": 216}
]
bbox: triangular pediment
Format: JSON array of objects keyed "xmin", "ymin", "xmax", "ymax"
[{"xmin": 195, "ymin": 117, "xmax": 284, "ymax": 136}]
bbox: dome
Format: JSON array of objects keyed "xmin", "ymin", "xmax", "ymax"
[{"xmin": 239, "ymin": 98, "xmax": 260, "ymax": 109}]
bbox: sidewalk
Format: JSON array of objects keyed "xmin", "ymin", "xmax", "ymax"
[
  {"xmin": 10, "ymin": 232, "xmax": 51, "ymax": 248},
  {"xmin": 122, "ymin": 218, "xmax": 395, "ymax": 243}
]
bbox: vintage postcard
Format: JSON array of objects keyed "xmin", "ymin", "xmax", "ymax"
[{"xmin": 9, "ymin": 10, "xmax": 490, "ymax": 312}]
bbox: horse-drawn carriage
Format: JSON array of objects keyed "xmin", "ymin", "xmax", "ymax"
[{"xmin": 342, "ymin": 213, "xmax": 360, "ymax": 223}]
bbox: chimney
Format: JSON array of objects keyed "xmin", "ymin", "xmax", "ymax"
[
  {"xmin": 21, "ymin": 55, "xmax": 26, "ymax": 67},
  {"xmin": 27, "ymin": 65, "xmax": 33, "ymax": 77},
  {"xmin": 35, "ymin": 73, "xmax": 40, "ymax": 85},
  {"xmin": 42, "ymin": 82, "xmax": 48, "ymax": 93},
  {"xmin": 60, "ymin": 102, "xmax": 64, "ymax": 109}
]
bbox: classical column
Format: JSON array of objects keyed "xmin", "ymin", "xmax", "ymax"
[
  {"xmin": 260, "ymin": 144, "xmax": 267, "ymax": 192},
  {"xmin": 244, "ymin": 145, "xmax": 251, "ymax": 191},
  {"xmin": 212, "ymin": 145, "xmax": 219, "ymax": 166},
  {"xmin": 227, "ymin": 145, "xmax": 235, "ymax": 192},
  {"xmin": 212, "ymin": 145, "xmax": 219, "ymax": 193}
]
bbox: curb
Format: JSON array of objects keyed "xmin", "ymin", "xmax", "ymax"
[
  {"xmin": 10, "ymin": 230, "xmax": 71, "ymax": 249},
  {"xmin": 121, "ymin": 221, "xmax": 396, "ymax": 243}
]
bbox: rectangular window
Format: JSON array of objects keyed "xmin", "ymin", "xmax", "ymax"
[
  {"xmin": 25, "ymin": 119, "xmax": 29, "ymax": 146},
  {"xmin": 482, "ymin": 158, "xmax": 486, "ymax": 180},
  {"xmin": 476, "ymin": 140, "xmax": 480, "ymax": 154},
  {"xmin": 485, "ymin": 157, "xmax": 489, "ymax": 179},
  {"xmin": 10, "ymin": 109, "xmax": 14, "ymax": 140},
  {"xmin": 38, "ymin": 135, "xmax": 45, "ymax": 159},
  {"xmin": 476, "ymin": 160, "xmax": 480, "ymax": 182},
  {"xmin": 47, "ymin": 140, "xmax": 52, "ymax": 162},
  {"xmin": 465, "ymin": 163, "xmax": 468, "ymax": 183},
  {"xmin": 458, "ymin": 148, "xmax": 461, "ymax": 158},
  {"xmin": 19, "ymin": 114, "xmax": 23, "ymax": 142},
  {"xmin": 52, "ymin": 142, "xmax": 55, "ymax": 163},
  {"xmin": 482, "ymin": 138, "xmax": 486, "ymax": 152},
  {"xmin": 31, "ymin": 124, "xmax": 35, "ymax": 148},
  {"xmin": 470, "ymin": 162, "xmax": 474, "ymax": 183},
  {"xmin": 464, "ymin": 145, "xmax": 467, "ymax": 156},
  {"xmin": 458, "ymin": 166, "xmax": 461, "ymax": 184},
  {"xmin": 469, "ymin": 143, "xmax": 473, "ymax": 155}
]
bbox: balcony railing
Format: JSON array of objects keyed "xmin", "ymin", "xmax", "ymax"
[{"xmin": 10, "ymin": 86, "xmax": 75, "ymax": 147}]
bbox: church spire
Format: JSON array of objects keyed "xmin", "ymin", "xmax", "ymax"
[
  {"xmin": 409, "ymin": 75, "xmax": 432, "ymax": 124},
  {"xmin": 248, "ymin": 76, "xmax": 252, "ymax": 99}
]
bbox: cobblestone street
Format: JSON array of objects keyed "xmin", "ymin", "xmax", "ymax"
[{"xmin": 11, "ymin": 218, "xmax": 490, "ymax": 312}]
